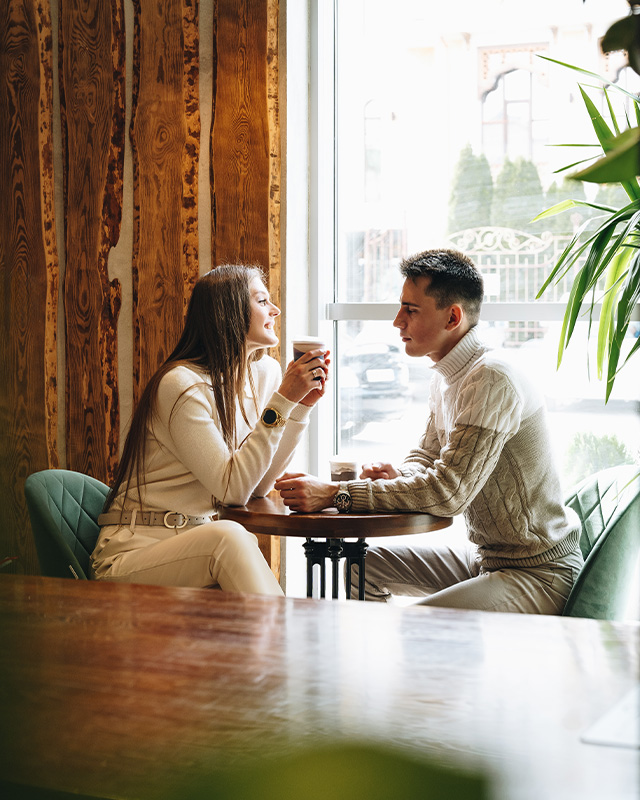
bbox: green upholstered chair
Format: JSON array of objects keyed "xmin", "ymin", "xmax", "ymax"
[
  {"xmin": 562, "ymin": 464, "xmax": 640, "ymax": 620},
  {"xmin": 24, "ymin": 469, "xmax": 110, "ymax": 580}
]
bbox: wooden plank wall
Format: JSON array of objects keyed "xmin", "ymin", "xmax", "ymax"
[
  {"xmin": 60, "ymin": 0, "xmax": 125, "ymax": 481},
  {"xmin": 213, "ymin": 0, "xmax": 281, "ymax": 302},
  {"xmin": 213, "ymin": 0, "xmax": 281, "ymax": 573},
  {"xmin": 130, "ymin": 0, "xmax": 199, "ymax": 399},
  {"xmin": 0, "ymin": 0, "xmax": 282, "ymax": 580},
  {"xmin": 0, "ymin": 0, "xmax": 58, "ymax": 575}
]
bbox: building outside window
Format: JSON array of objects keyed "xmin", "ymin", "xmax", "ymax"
[{"xmin": 481, "ymin": 62, "xmax": 550, "ymax": 168}]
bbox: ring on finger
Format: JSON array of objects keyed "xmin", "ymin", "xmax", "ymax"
[{"xmin": 313, "ymin": 367, "xmax": 321, "ymax": 378}]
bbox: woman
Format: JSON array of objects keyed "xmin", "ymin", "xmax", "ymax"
[{"xmin": 92, "ymin": 265, "xmax": 329, "ymax": 595}]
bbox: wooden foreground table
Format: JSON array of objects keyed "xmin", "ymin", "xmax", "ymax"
[
  {"xmin": 219, "ymin": 491, "xmax": 451, "ymax": 599},
  {"xmin": 0, "ymin": 575, "xmax": 638, "ymax": 800}
]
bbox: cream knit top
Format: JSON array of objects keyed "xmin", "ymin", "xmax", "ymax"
[
  {"xmin": 108, "ymin": 355, "xmax": 311, "ymax": 516},
  {"xmin": 347, "ymin": 328, "xmax": 581, "ymax": 569}
]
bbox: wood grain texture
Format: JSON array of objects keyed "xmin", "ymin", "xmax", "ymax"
[
  {"xmin": 0, "ymin": 575, "xmax": 638, "ymax": 800},
  {"xmin": 130, "ymin": 0, "xmax": 199, "ymax": 399},
  {"xmin": 211, "ymin": 0, "xmax": 270, "ymax": 270},
  {"xmin": 0, "ymin": 0, "xmax": 53, "ymax": 574},
  {"xmin": 59, "ymin": 0, "xmax": 124, "ymax": 482},
  {"xmin": 266, "ymin": 0, "xmax": 280, "ymax": 312},
  {"xmin": 38, "ymin": 0, "xmax": 60, "ymax": 471},
  {"xmin": 182, "ymin": 0, "xmax": 200, "ymax": 309},
  {"xmin": 211, "ymin": 0, "xmax": 281, "ymax": 574}
]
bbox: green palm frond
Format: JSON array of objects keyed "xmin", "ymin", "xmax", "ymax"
[
  {"xmin": 535, "ymin": 58, "xmax": 640, "ymax": 402},
  {"xmin": 538, "ymin": 56, "xmax": 640, "ymax": 102}
]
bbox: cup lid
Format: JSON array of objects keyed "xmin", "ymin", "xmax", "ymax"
[
  {"xmin": 330, "ymin": 456, "xmax": 358, "ymax": 468},
  {"xmin": 293, "ymin": 335, "xmax": 326, "ymax": 345}
]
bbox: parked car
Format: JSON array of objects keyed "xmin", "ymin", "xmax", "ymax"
[{"xmin": 339, "ymin": 341, "xmax": 410, "ymax": 437}]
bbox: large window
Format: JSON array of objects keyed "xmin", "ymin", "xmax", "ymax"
[
  {"xmin": 325, "ymin": 0, "xmax": 638, "ymax": 467},
  {"xmin": 285, "ymin": 0, "xmax": 639, "ymax": 597}
]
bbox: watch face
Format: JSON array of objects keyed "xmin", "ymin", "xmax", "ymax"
[
  {"xmin": 262, "ymin": 407, "xmax": 285, "ymax": 427},
  {"xmin": 334, "ymin": 491, "xmax": 352, "ymax": 513},
  {"xmin": 263, "ymin": 408, "xmax": 277, "ymax": 425}
]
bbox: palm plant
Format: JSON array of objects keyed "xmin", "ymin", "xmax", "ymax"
[{"xmin": 533, "ymin": 57, "xmax": 640, "ymax": 402}]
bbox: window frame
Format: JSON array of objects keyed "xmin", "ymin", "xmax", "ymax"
[{"xmin": 306, "ymin": 0, "xmax": 640, "ymax": 471}]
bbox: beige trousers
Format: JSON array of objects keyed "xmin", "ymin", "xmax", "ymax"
[
  {"xmin": 350, "ymin": 538, "xmax": 583, "ymax": 614},
  {"xmin": 91, "ymin": 520, "xmax": 283, "ymax": 597}
]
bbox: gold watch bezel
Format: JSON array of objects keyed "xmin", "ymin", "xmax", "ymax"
[{"xmin": 261, "ymin": 407, "xmax": 286, "ymax": 428}]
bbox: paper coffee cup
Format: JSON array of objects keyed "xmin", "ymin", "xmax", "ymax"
[
  {"xmin": 292, "ymin": 335, "xmax": 327, "ymax": 362},
  {"xmin": 329, "ymin": 456, "xmax": 359, "ymax": 482},
  {"xmin": 293, "ymin": 336, "xmax": 327, "ymax": 380}
]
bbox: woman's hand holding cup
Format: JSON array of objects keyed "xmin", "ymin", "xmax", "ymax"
[{"xmin": 278, "ymin": 337, "xmax": 330, "ymax": 405}]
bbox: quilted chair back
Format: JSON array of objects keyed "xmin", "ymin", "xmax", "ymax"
[
  {"xmin": 562, "ymin": 465, "xmax": 640, "ymax": 620},
  {"xmin": 24, "ymin": 469, "xmax": 110, "ymax": 580}
]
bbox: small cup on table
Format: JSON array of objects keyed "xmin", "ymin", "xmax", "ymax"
[{"xmin": 329, "ymin": 456, "xmax": 359, "ymax": 482}]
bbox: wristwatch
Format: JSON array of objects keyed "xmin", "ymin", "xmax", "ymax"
[
  {"xmin": 333, "ymin": 482, "xmax": 352, "ymax": 514},
  {"xmin": 261, "ymin": 407, "xmax": 286, "ymax": 428}
]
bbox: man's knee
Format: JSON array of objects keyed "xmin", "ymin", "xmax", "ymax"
[
  {"xmin": 347, "ymin": 561, "xmax": 360, "ymax": 599},
  {"xmin": 346, "ymin": 558, "xmax": 389, "ymax": 602}
]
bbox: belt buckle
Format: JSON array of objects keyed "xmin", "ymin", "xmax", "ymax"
[{"xmin": 163, "ymin": 511, "xmax": 188, "ymax": 529}]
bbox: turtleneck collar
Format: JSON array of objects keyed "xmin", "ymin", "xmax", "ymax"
[{"xmin": 431, "ymin": 327, "xmax": 486, "ymax": 384}]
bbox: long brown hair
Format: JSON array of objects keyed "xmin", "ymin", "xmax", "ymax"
[{"xmin": 104, "ymin": 265, "xmax": 265, "ymax": 512}]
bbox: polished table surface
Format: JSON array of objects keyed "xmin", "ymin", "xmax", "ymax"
[
  {"xmin": 1, "ymin": 575, "xmax": 638, "ymax": 800},
  {"xmin": 218, "ymin": 490, "xmax": 452, "ymax": 537}
]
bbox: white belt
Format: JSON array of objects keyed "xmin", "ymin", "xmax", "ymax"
[{"xmin": 97, "ymin": 510, "xmax": 216, "ymax": 530}]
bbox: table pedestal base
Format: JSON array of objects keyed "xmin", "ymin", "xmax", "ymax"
[{"xmin": 303, "ymin": 538, "xmax": 369, "ymax": 600}]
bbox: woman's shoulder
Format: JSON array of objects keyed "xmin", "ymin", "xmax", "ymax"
[
  {"xmin": 250, "ymin": 353, "xmax": 282, "ymax": 382},
  {"xmin": 246, "ymin": 354, "xmax": 282, "ymax": 399},
  {"xmin": 157, "ymin": 364, "xmax": 211, "ymax": 405}
]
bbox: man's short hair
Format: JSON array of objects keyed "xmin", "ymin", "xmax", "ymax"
[{"xmin": 400, "ymin": 248, "xmax": 484, "ymax": 325}]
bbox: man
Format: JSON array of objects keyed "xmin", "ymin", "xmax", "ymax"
[{"xmin": 274, "ymin": 248, "xmax": 583, "ymax": 613}]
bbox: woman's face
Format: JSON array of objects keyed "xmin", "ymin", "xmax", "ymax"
[{"xmin": 246, "ymin": 277, "xmax": 280, "ymax": 354}]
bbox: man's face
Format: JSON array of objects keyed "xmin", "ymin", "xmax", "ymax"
[{"xmin": 393, "ymin": 276, "xmax": 455, "ymax": 362}]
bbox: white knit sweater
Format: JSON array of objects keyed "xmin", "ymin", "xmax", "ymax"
[
  {"xmin": 347, "ymin": 328, "xmax": 581, "ymax": 569},
  {"xmin": 109, "ymin": 355, "xmax": 311, "ymax": 516}
]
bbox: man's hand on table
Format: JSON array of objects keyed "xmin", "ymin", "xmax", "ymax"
[
  {"xmin": 360, "ymin": 462, "xmax": 400, "ymax": 480},
  {"xmin": 275, "ymin": 462, "xmax": 401, "ymax": 512},
  {"xmin": 274, "ymin": 473, "xmax": 339, "ymax": 512}
]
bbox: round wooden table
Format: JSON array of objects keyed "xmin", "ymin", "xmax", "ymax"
[{"xmin": 219, "ymin": 491, "xmax": 452, "ymax": 600}]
